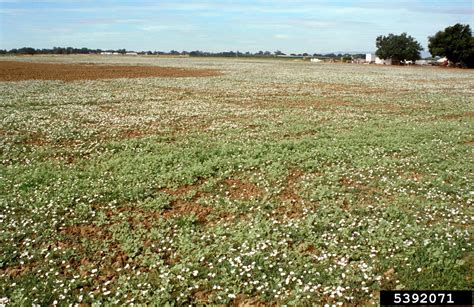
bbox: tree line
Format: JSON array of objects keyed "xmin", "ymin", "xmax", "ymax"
[
  {"xmin": 0, "ymin": 47, "xmax": 126, "ymax": 55},
  {"xmin": 376, "ymin": 23, "xmax": 473, "ymax": 68},
  {"xmin": 2, "ymin": 23, "xmax": 472, "ymax": 67},
  {"xmin": 0, "ymin": 47, "xmax": 364, "ymax": 59}
]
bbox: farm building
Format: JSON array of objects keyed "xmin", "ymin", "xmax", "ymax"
[
  {"xmin": 436, "ymin": 57, "xmax": 448, "ymax": 65},
  {"xmin": 375, "ymin": 57, "xmax": 392, "ymax": 65},
  {"xmin": 310, "ymin": 58, "xmax": 323, "ymax": 63},
  {"xmin": 365, "ymin": 53, "xmax": 376, "ymax": 63},
  {"xmin": 415, "ymin": 59, "xmax": 433, "ymax": 65},
  {"xmin": 367, "ymin": 53, "xmax": 395, "ymax": 65}
]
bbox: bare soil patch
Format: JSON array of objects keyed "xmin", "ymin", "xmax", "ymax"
[
  {"xmin": 224, "ymin": 178, "xmax": 263, "ymax": 200},
  {"xmin": 1, "ymin": 262, "xmax": 39, "ymax": 278},
  {"xmin": 280, "ymin": 170, "xmax": 303, "ymax": 203},
  {"xmin": 162, "ymin": 200, "xmax": 213, "ymax": 222},
  {"xmin": 0, "ymin": 61, "xmax": 222, "ymax": 81},
  {"xmin": 60, "ymin": 224, "xmax": 110, "ymax": 240},
  {"xmin": 232, "ymin": 294, "xmax": 271, "ymax": 307},
  {"xmin": 275, "ymin": 170, "xmax": 306, "ymax": 219},
  {"xmin": 160, "ymin": 181, "xmax": 203, "ymax": 197},
  {"xmin": 160, "ymin": 182, "xmax": 214, "ymax": 222}
]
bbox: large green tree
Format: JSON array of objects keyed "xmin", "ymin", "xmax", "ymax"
[
  {"xmin": 428, "ymin": 23, "xmax": 474, "ymax": 68},
  {"xmin": 375, "ymin": 33, "xmax": 423, "ymax": 63}
]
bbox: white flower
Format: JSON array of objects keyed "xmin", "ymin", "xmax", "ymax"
[{"xmin": 417, "ymin": 268, "xmax": 422, "ymax": 272}]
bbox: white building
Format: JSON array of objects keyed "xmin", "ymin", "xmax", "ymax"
[
  {"xmin": 366, "ymin": 53, "xmax": 376, "ymax": 63},
  {"xmin": 375, "ymin": 57, "xmax": 392, "ymax": 65},
  {"xmin": 310, "ymin": 58, "xmax": 322, "ymax": 63},
  {"xmin": 415, "ymin": 60, "xmax": 430, "ymax": 65},
  {"xmin": 437, "ymin": 57, "xmax": 448, "ymax": 63},
  {"xmin": 367, "ymin": 53, "xmax": 394, "ymax": 65}
]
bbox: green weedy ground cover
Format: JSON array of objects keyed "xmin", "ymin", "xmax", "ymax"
[{"xmin": 0, "ymin": 56, "xmax": 473, "ymax": 305}]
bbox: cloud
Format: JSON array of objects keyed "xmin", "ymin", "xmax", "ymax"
[
  {"xmin": 1, "ymin": 0, "xmax": 473, "ymax": 16},
  {"xmin": 139, "ymin": 24, "xmax": 199, "ymax": 33},
  {"xmin": 139, "ymin": 25, "xmax": 171, "ymax": 32},
  {"xmin": 410, "ymin": 6, "xmax": 473, "ymax": 15},
  {"xmin": 78, "ymin": 18, "xmax": 144, "ymax": 25},
  {"xmin": 273, "ymin": 34, "xmax": 290, "ymax": 39},
  {"xmin": 289, "ymin": 18, "xmax": 374, "ymax": 29},
  {"xmin": 1, "ymin": 0, "xmax": 473, "ymax": 52}
]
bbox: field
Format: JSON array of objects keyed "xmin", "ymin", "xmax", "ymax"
[{"xmin": 0, "ymin": 55, "xmax": 472, "ymax": 305}]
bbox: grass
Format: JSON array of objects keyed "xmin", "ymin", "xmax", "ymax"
[{"xmin": 0, "ymin": 56, "xmax": 473, "ymax": 305}]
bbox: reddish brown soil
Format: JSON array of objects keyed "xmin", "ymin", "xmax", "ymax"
[
  {"xmin": 276, "ymin": 169, "xmax": 306, "ymax": 218},
  {"xmin": 1, "ymin": 262, "xmax": 38, "ymax": 278},
  {"xmin": 60, "ymin": 224, "xmax": 110, "ymax": 240},
  {"xmin": 280, "ymin": 170, "xmax": 303, "ymax": 203},
  {"xmin": 224, "ymin": 179, "xmax": 263, "ymax": 200},
  {"xmin": 232, "ymin": 294, "xmax": 272, "ymax": 307},
  {"xmin": 0, "ymin": 61, "xmax": 221, "ymax": 81},
  {"xmin": 162, "ymin": 200, "xmax": 213, "ymax": 222},
  {"xmin": 161, "ymin": 182, "xmax": 203, "ymax": 197}
]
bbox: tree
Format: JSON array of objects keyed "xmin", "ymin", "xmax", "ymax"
[
  {"xmin": 341, "ymin": 55, "xmax": 352, "ymax": 62},
  {"xmin": 428, "ymin": 23, "xmax": 474, "ymax": 68},
  {"xmin": 17, "ymin": 47, "xmax": 36, "ymax": 55},
  {"xmin": 375, "ymin": 32, "xmax": 423, "ymax": 63}
]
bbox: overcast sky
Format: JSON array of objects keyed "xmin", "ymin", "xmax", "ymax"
[{"xmin": 0, "ymin": 0, "xmax": 473, "ymax": 54}]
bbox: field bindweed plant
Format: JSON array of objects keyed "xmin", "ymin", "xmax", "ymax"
[{"xmin": 0, "ymin": 55, "xmax": 472, "ymax": 305}]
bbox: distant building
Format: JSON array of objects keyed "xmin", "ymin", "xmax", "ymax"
[
  {"xmin": 367, "ymin": 53, "xmax": 395, "ymax": 65},
  {"xmin": 100, "ymin": 52, "xmax": 112, "ymax": 55},
  {"xmin": 415, "ymin": 60, "xmax": 433, "ymax": 65},
  {"xmin": 437, "ymin": 57, "xmax": 448, "ymax": 65},
  {"xmin": 375, "ymin": 57, "xmax": 392, "ymax": 65},
  {"xmin": 310, "ymin": 58, "xmax": 323, "ymax": 63},
  {"xmin": 125, "ymin": 52, "xmax": 138, "ymax": 56},
  {"xmin": 366, "ymin": 53, "xmax": 376, "ymax": 63}
]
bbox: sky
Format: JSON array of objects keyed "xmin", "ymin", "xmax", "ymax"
[{"xmin": 0, "ymin": 0, "xmax": 473, "ymax": 54}]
